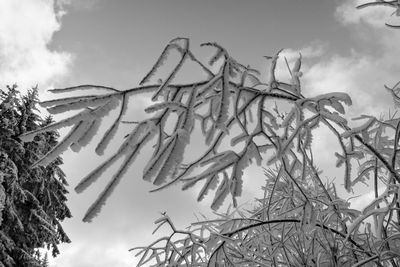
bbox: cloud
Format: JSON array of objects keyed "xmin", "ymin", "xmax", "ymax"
[
  {"xmin": 335, "ymin": 0, "xmax": 395, "ymax": 28},
  {"xmin": 0, "ymin": 0, "xmax": 72, "ymax": 90},
  {"xmin": 301, "ymin": 1, "xmax": 400, "ymax": 118},
  {"xmin": 49, "ymin": 239, "xmax": 136, "ymax": 267},
  {"xmin": 303, "ymin": 53, "xmax": 395, "ymax": 116},
  {"xmin": 281, "ymin": 42, "xmax": 326, "ymax": 60},
  {"xmin": 264, "ymin": 0, "xmax": 400, "ymax": 120}
]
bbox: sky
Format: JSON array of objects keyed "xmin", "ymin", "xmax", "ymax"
[{"xmin": 1, "ymin": 0, "xmax": 400, "ymax": 266}]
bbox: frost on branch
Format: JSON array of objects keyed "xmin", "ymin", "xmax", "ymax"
[
  {"xmin": 21, "ymin": 38, "xmax": 360, "ymax": 222},
  {"xmin": 131, "ymin": 159, "xmax": 374, "ymax": 266},
  {"xmin": 357, "ymin": 0, "xmax": 400, "ymax": 28},
  {"xmin": 17, "ymin": 34, "xmax": 400, "ymax": 264}
]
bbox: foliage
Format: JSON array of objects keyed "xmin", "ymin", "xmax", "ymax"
[
  {"xmin": 0, "ymin": 85, "xmax": 71, "ymax": 267},
  {"xmin": 18, "ymin": 3, "xmax": 400, "ymax": 266}
]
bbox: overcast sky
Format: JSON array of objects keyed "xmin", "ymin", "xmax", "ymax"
[{"xmin": 2, "ymin": 0, "xmax": 400, "ymax": 266}]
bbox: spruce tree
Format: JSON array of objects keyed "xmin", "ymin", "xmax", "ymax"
[{"xmin": 0, "ymin": 85, "xmax": 71, "ymax": 267}]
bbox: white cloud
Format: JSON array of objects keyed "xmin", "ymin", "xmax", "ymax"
[
  {"xmin": 303, "ymin": 52, "xmax": 395, "ymax": 116},
  {"xmin": 335, "ymin": 0, "xmax": 395, "ymax": 28},
  {"xmin": 49, "ymin": 240, "xmax": 136, "ymax": 267},
  {"xmin": 301, "ymin": 1, "xmax": 400, "ymax": 118},
  {"xmin": 0, "ymin": 0, "xmax": 72, "ymax": 90},
  {"xmin": 281, "ymin": 42, "xmax": 326, "ymax": 61}
]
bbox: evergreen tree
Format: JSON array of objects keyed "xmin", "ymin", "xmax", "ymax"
[{"xmin": 0, "ymin": 85, "xmax": 71, "ymax": 267}]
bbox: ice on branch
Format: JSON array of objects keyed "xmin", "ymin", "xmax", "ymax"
[
  {"xmin": 265, "ymin": 49, "xmax": 283, "ymax": 90},
  {"xmin": 21, "ymin": 97, "xmax": 119, "ymax": 167},
  {"xmin": 342, "ymin": 117, "xmax": 375, "ymax": 138},
  {"xmin": 20, "ymin": 97, "xmax": 119, "ymax": 143},
  {"xmin": 211, "ymin": 171, "xmax": 230, "ymax": 211},
  {"xmin": 44, "ymin": 94, "xmax": 116, "ymax": 114},
  {"xmin": 215, "ymin": 60, "xmax": 231, "ymax": 132},
  {"xmin": 290, "ymin": 53, "xmax": 302, "ymax": 94},
  {"xmin": 26, "ymin": 38, "xmax": 400, "ymax": 232},
  {"xmin": 75, "ymin": 121, "xmax": 156, "ymax": 194}
]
